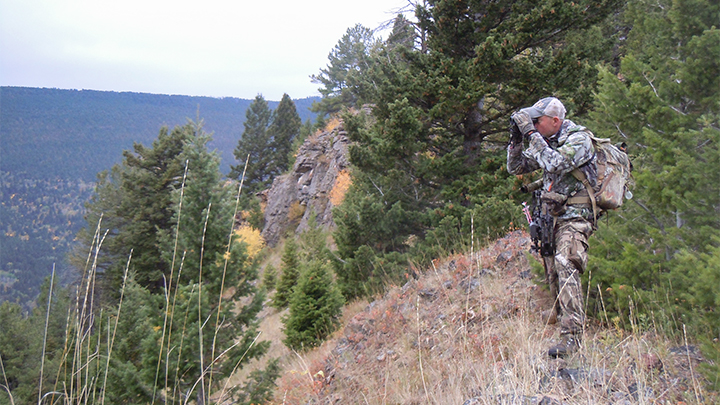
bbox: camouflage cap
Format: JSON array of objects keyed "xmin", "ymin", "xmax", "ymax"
[{"xmin": 521, "ymin": 97, "xmax": 566, "ymax": 120}]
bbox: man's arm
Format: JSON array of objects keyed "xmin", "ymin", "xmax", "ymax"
[
  {"xmin": 507, "ymin": 142, "xmax": 540, "ymax": 175},
  {"xmin": 525, "ymin": 132, "xmax": 593, "ymax": 175}
]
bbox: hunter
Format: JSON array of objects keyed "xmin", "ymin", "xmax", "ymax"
[{"xmin": 507, "ymin": 97, "xmax": 596, "ymax": 358}]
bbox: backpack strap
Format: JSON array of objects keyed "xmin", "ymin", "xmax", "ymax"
[
  {"xmin": 570, "ymin": 168, "xmax": 598, "ymax": 224},
  {"xmin": 567, "ymin": 125, "xmax": 600, "ymax": 223}
]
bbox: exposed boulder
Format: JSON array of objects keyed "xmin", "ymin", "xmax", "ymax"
[{"xmin": 260, "ymin": 117, "xmax": 351, "ymax": 246}]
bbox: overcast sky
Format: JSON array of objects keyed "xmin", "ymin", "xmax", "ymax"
[{"xmin": 0, "ymin": 0, "xmax": 410, "ymax": 101}]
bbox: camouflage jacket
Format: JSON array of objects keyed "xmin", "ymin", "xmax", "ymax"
[{"xmin": 507, "ymin": 120, "xmax": 597, "ymax": 221}]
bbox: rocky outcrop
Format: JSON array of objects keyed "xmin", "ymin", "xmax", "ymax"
[{"xmin": 260, "ymin": 118, "xmax": 351, "ymax": 246}]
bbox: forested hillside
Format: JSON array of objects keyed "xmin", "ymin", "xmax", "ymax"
[
  {"xmin": 0, "ymin": 87, "xmax": 318, "ymax": 180},
  {"xmin": 0, "ymin": 173, "xmax": 92, "ymax": 305},
  {"xmin": 0, "ymin": 87, "xmax": 318, "ymax": 307}
]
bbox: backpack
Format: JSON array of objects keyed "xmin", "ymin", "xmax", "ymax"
[{"xmin": 568, "ymin": 129, "xmax": 633, "ymax": 222}]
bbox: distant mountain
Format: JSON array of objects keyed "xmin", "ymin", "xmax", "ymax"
[
  {"xmin": 0, "ymin": 86, "xmax": 319, "ymax": 307},
  {"xmin": 0, "ymin": 86, "xmax": 319, "ymax": 181}
]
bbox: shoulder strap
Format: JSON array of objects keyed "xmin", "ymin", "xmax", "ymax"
[{"xmin": 568, "ymin": 127, "xmax": 600, "ymax": 223}]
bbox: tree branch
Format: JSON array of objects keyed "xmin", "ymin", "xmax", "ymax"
[{"xmin": 632, "ymin": 199, "xmax": 666, "ymax": 235}]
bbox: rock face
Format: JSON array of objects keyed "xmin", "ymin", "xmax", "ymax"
[{"xmin": 260, "ymin": 118, "xmax": 351, "ymax": 246}]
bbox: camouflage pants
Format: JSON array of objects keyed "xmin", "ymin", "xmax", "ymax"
[{"xmin": 543, "ymin": 218, "xmax": 593, "ymax": 335}]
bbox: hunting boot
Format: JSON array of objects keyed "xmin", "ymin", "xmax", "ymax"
[{"xmin": 548, "ymin": 333, "xmax": 581, "ymax": 358}]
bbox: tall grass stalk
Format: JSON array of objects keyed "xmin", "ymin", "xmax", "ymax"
[
  {"xmin": 70, "ymin": 218, "xmax": 107, "ymax": 404},
  {"xmin": 90, "ymin": 308, "xmax": 103, "ymax": 405},
  {"xmin": 67, "ymin": 215, "xmax": 102, "ymax": 401},
  {"xmin": 173, "ymin": 281, "xmax": 194, "ymax": 402},
  {"xmin": 80, "ymin": 230, "xmax": 104, "ymax": 404},
  {"xmin": 1, "ymin": 355, "xmax": 14, "ymax": 405},
  {"xmin": 292, "ymin": 349, "xmax": 314, "ymax": 387},
  {"xmin": 463, "ymin": 214, "xmax": 475, "ymax": 349},
  {"xmin": 596, "ymin": 284, "xmax": 610, "ymax": 326},
  {"xmin": 683, "ymin": 324, "xmax": 702, "ymax": 403},
  {"xmin": 217, "ymin": 331, "xmax": 262, "ymax": 403},
  {"xmin": 194, "ymin": 203, "xmax": 212, "ymax": 404},
  {"xmin": 153, "ymin": 160, "xmax": 188, "ymax": 405},
  {"xmin": 209, "ymin": 153, "xmax": 249, "ymax": 392},
  {"xmin": 430, "ymin": 261, "xmax": 452, "ymax": 307},
  {"xmin": 38, "ymin": 265, "xmax": 55, "ymax": 404},
  {"xmin": 183, "ymin": 338, "xmax": 248, "ymax": 405},
  {"xmin": 39, "ymin": 391, "xmax": 65, "ymax": 404},
  {"xmin": 585, "ymin": 268, "xmax": 593, "ymax": 332},
  {"xmin": 416, "ymin": 295, "xmax": 430, "ymax": 403},
  {"xmin": 50, "ymin": 281, "xmax": 76, "ymax": 403},
  {"xmin": 169, "ymin": 251, "xmax": 188, "ymax": 403},
  {"xmin": 99, "ymin": 250, "xmax": 132, "ymax": 405}
]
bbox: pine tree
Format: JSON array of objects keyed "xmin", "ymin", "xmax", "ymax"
[
  {"xmin": 70, "ymin": 120, "xmax": 270, "ymax": 404},
  {"xmin": 268, "ymin": 93, "xmax": 302, "ymax": 175},
  {"xmin": 385, "ymin": 14, "xmax": 417, "ymax": 52},
  {"xmin": 232, "ymin": 358, "xmax": 281, "ymax": 405},
  {"xmin": 101, "ymin": 274, "xmax": 160, "ymax": 404},
  {"xmin": 332, "ymin": 0, "xmax": 623, "ymax": 297},
  {"xmin": 73, "ymin": 124, "xmax": 192, "ymax": 298},
  {"xmin": 311, "ymin": 24, "xmax": 379, "ymax": 116},
  {"xmin": 150, "ymin": 122, "xmax": 268, "ymax": 404},
  {"xmin": 262, "ymin": 264, "xmax": 277, "ymax": 291},
  {"xmin": 158, "ymin": 121, "xmax": 235, "ymax": 294},
  {"xmin": 230, "ymin": 94, "xmax": 274, "ymax": 193},
  {"xmin": 0, "ymin": 276, "xmax": 104, "ymax": 405},
  {"xmin": 281, "ymin": 216, "xmax": 344, "ymax": 350},
  {"xmin": 586, "ymin": 0, "xmax": 719, "ymax": 339},
  {"xmin": 282, "ymin": 258, "xmax": 344, "ymax": 351},
  {"xmin": 272, "ymin": 237, "xmax": 301, "ymax": 309},
  {"xmin": 0, "ymin": 301, "xmax": 41, "ymax": 405}
]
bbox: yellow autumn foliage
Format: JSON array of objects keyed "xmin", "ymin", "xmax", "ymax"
[
  {"xmin": 324, "ymin": 116, "xmax": 341, "ymax": 132},
  {"xmin": 233, "ymin": 225, "xmax": 265, "ymax": 259},
  {"xmin": 330, "ymin": 169, "xmax": 352, "ymax": 206}
]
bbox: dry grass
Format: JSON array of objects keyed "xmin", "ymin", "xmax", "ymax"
[
  {"xmin": 262, "ymin": 231, "xmax": 716, "ymax": 405},
  {"xmin": 272, "ymin": 299, "xmax": 369, "ymax": 404},
  {"xmin": 221, "ymin": 304, "xmax": 291, "ymax": 391}
]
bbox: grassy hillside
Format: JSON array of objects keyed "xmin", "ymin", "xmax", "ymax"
[{"xmin": 253, "ymin": 231, "xmax": 716, "ymax": 404}]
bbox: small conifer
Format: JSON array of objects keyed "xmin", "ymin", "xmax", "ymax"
[
  {"xmin": 272, "ymin": 237, "xmax": 301, "ymax": 309},
  {"xmin": 282, "ymin": 259, "xmax": 344, "ymax": 351}
]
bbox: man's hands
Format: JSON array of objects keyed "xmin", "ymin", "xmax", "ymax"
[
  {"xmin": 510, "ymin": 120, "xmax": 523, "ymax": 146},
  {"xmin": 511, "ymin": 110, "xmax": 537, "ymax": 137}
]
